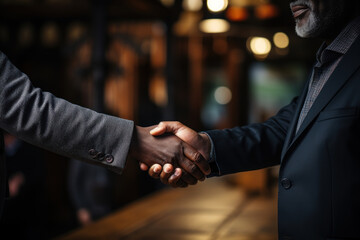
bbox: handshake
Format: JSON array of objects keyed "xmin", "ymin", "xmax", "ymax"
[{"xmin": 129, "ymin": 121, "xmax": 212, "ymax": 188}]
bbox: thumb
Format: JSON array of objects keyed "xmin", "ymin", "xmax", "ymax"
[
  {"xmin": 150, "ymin": 123, "xmax": 167, "ymax": 136},
  {"xmin": 150, "ymin": 121, "xmax": 182, "ymax": 136},
  {"xmin": 150, "ymin": 121, "xmax": 200, "ymax": 147}
]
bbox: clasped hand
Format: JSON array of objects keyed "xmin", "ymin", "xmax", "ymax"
[{"xmin": 129, "ymin": 122, "xmax": 211, "ymax": 188}]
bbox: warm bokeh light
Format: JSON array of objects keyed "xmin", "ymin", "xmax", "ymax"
[
  {"xmin": 199, "ymin": 19, "xmax": 230, "ymax": 33},
  {"xmin": 41, "ymin": 22, "xmax": 59, "ymax": 47},
  {"xmin": 183, "ymin": 0, "xmax": 203, "ymax": 12},
  {"xmin": 160, "ymin": 0, "xmax": 175, "ymax": 7},
  {"xmin": 249, "ymin": 37, "xmax": 271, "ymax": 55},
  {"xmin": 254, "ymin": 4, "xmax": 278, "ymax": 19},
  {"xmin": 226, "ymin": 6, "xmax": 249, "ymax": 21},
  {"xmin": 273, "ymin": 32, "xmax": 289, "ymax": 49},
  {"xmin": 18, "ymin": 23, "xmax": 34, "ymax": 47},
  {"xmin": 214, "ymin": 86, "xmax": 232, "ymax": 105},
  {"xmin": 207, "ymin": 0, "xmax": 229, "ymax": 13},
  {"xmin": 231, "ymin": 0, "xmax": 270, "ymax": 7},
  {"xmin": 149, "ymin": 74, "xmax": 168, "ymax": 107}
]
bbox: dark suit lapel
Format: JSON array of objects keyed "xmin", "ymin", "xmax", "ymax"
[
  {"xmin": 280, "ymin": 75, "xmax": 310, "ymax": 160},
  {"xmin": 282, "ymin": 36, "xmax": 360, "ymax": 161}
]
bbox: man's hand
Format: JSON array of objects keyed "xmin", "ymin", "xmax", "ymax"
[
  {"xmin": 129, "ymin": 125, "xmax": 210, "ymax": 186},
  {"xmin": 140, "ymin": 122, "xmax": 212, "ymax": 187}
]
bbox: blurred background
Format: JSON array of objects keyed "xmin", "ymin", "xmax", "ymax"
[{"xmin": 0, "ymin": 0, "xmax": 323, "ymax": 239}]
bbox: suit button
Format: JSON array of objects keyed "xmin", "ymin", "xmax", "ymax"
[
  {"xmin": 105, "ymin": 154, "xmax": 114, "ymax": 163},
  {"xmin": 89, "ymin": 149, "xmax": 98, "ymax": 159},
  {"xmin": 281, "ymin": 178, "xmax": 292, "ymax": 190},
  {"xmin": 96, "ymin": 152, "xmax": 105, "ymax": 161},
  {"xmin": 89, "ymin": 149, "xmax": 97, "ymax": 156}
]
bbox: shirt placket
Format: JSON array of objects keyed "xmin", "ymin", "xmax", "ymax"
[{"xmin": 296, "ymin": 66, "xmax": 323, "ymax": 133}]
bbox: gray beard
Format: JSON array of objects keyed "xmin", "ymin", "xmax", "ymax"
[
  {"xmin": 292, "ymin": 0, "xmax": 345, "ymax": 39},
  {"xmin": 295, "ymin": 11, "xmax": 322, "ymax": 38}
]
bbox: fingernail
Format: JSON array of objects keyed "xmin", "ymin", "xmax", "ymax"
[
  {"xmin": 154, "ymin": 166, "xmax": 161, "ymax": 173},
  {"xmin": 174, "ymin": 168, "xmax": 181, "ymax": 177},
  {"xmin": 164, "ymin": 164, "xmax": 172, "ymax": 173}
]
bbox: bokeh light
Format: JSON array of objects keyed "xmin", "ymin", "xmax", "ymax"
[
  {"xmin": 249, "ymin": 37, "xmax": 271, "ymax": 56},
  {"xmin": 207, "ymin": 0, "xmax": 229, "ymax": 13},
  {"xmin": 199, "ymin": 19, "xmax": 230, "ymax": 33},
  {"xmin": 183, "ymin": 0, "xmax": 203, "ymax": 11},
  {"xmin": 273, "ymin": 32, "xmax": 289, "ymax": 49},
  {"xmin": 214, "ymin": 86, "xmax": 232, "ymax": 105}
]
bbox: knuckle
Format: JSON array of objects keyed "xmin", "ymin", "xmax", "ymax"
[
  {"xmin": 189, "ymin": 164, "xmax": 199, "ymax": 175},
  {"xmin": 193, "ymin": 152, "xmax": 202, "ymax": 163}
]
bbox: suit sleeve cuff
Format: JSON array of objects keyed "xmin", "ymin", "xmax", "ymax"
[{"xmin": 200, "ymin": 131, "xmax": 221, "ymax": 177}]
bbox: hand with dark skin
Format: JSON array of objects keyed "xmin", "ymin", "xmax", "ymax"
[
  {"xmin": 129, "ymin": 125, "xmax": 211, "ymax": 187},
  {"xmin": 139, "ymin": 122, "xmax": 212, "ymax": 188}
]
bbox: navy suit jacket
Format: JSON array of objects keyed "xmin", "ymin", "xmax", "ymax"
[{"xmin": 207, "ymin": 35, "xmax": 360, "ymax": 240}]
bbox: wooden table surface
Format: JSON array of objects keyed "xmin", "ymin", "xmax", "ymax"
[{"xmin": 56, "ymin": 177, "xmax": 278, "ymax": 240}]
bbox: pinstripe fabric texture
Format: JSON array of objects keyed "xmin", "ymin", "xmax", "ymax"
[{"xmin": 296, "ymin": 17, "xmax": 360, "ymax": 132}]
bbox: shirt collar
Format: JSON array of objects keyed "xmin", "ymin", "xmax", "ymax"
[{"xmin": 316, "ymin": 16, "xmax": 360, "ymax": 65}]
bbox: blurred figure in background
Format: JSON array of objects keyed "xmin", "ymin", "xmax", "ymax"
[
  {"xmin": 0, "ymin": 132, "xmax": 47, "ymax": 239},
  {"xmin": 68, "ymin": 159, "xmax": 113, "ymax": 227}
]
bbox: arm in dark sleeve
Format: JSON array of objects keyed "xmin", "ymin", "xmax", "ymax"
[
  {"xmin": 206, "ymin": 97, "xmax": 299, "ymax": 176},
  {"xmin": 0, "ymin": 51, "xmax": 134, "ymax": 174}
]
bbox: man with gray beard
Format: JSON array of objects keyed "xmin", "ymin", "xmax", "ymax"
[{"xmin": 144, "ymin": 0, "xmax": 360, "ymax": 239}]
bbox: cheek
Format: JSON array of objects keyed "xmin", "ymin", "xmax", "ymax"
[{"xmin": 309, "ymin": 0, "xmax": 321, "ymax": 16}]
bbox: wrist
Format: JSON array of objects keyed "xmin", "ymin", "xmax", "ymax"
[
  {"xmin": 129, "ymin": 125, "xmax": 140, "ymax": 158},
  {"xmin": 198, "ymin": 133, "xmax": 211, "ymax": 161}
]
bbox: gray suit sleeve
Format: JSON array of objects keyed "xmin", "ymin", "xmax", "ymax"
[{"xmin": 0, "ymin": 51, "xmax": 134, "ymax": 174}]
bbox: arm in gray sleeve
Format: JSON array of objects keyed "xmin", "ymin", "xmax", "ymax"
[{"xmin": 0, "ymin": 51, "xmax": 134, "ymax": 174}]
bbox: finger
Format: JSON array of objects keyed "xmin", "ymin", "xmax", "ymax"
[
  {"xmin": 169, "ymin": 168, "xmax": 191, "ymax": 188},
  {"xmin": 160, "ymin": 163, "xmax": 174, "ymax": 185},
  {"xmin": 168, "ymin": 168, "xmax": 182, "ymax": 187},
  {"xmin": 148, "ymin": 164, "xmax": 162, "ymax": 179},
  {"xmin": 183, "ymin": 142, "xmax": 211, "ymax": 175},
  {"xmin": 140, "ymin": 163, "xmax": 149, "ymax": 171},
  {"xmin": 177, "ymin": 142, "xmax": 207, "ymax": 180},
  {"xmin": 177, "ymin": 156, "xmax": 205, "ymax": 181},
  {"xmin": 180, "ymin": 171, "xmax": 198, "ymax": 185},
  {"xmin": 170, "ymin": 174, "xmax": 188, "ymax": 188}
]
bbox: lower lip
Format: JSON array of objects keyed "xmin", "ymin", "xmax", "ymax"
[{"xmin": 293, "ymin": 8, "xmax": 309, "ymax": 19}]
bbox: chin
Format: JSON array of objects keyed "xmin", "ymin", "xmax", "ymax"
[
  {"xmin": 295, "ymin": 26, "xmax": 318, "ymax": 38},
  {"xmin": 294, "ymin": 14, "xmax": 321, "ymax": 38}
]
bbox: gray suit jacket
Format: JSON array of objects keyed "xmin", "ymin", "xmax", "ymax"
[{"xmin": 0, "ymin": 51, "xmax": 134, "ymax": 217}]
